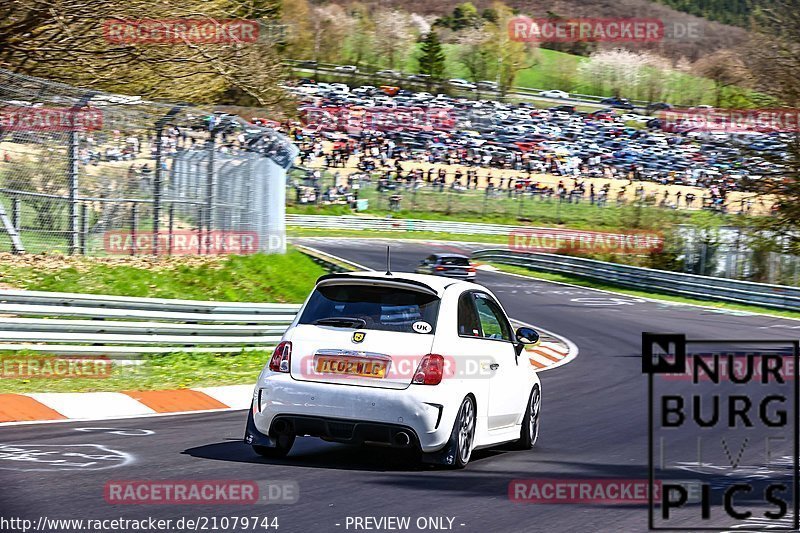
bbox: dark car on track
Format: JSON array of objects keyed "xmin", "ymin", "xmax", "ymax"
[
  {"xmin": 600, "ymin": 97, "xmax": 635, "ymax": 110},
  {"xmin": 645, "ymin": 102, "xmax": 673, "ymax": 114},
  {"xmin": 415, "ymin": 254, "xmax": 477, "ymax": 280}
]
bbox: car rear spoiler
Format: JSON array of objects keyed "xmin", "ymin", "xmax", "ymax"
[{"xmin": 315, "ymin": 274, "xmax": 441, "ymax": 297}]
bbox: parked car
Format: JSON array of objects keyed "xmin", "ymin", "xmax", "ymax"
[
  {"xmin": 379, "ymin": 85, "xmax": 400, "ymax": 96},
  {"xmin": 449, "ymin": 78, "xmax": 477, "ymax": 90},
  {"xmin": 245, "ymin": 271, "xmax": 543, "ymax": 468},
  {"xmin": 539, "ymin": 90, "xmax": 570, "ymax": 99},
  {"xmin": 334, "ymin": 65, "xmax": 358, "ymax": 73}
]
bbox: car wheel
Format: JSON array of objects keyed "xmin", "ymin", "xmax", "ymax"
[
  {"xmin": 516, "ymin": 384, "xmax": 541, "ymax": 450},
  {"xmin": 451, "ymin": 396, "xmax": 476, "ymax": 468},
  {"xmin": 252, "ymin": 433, "xmax": 295, "ymax": 458}
]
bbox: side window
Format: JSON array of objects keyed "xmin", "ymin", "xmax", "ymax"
[
  {"xmin": 457, "ymin": 292, "xmax": 482, "ymax": 337},
  {"xmin": 473, "ymin": 294, "xmax": 512, "ymax": 342}
]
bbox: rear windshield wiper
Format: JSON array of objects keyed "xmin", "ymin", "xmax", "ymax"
[{"xmin": 313, "ymin": 317, "xmax": 367, "ymax": 328}]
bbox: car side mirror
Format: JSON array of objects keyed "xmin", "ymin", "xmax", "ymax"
[{"xmin": 515, "ymin": 327, "xmax": 540, "ymax": 346}]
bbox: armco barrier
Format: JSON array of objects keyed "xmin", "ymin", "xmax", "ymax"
[
  {"xmin": 288, "ymin": 214, "xmax": 525, "ymax": 235},
  {"xmin": 0, "ymin": 246, "xmax": 368, "ymax": 356},
  {"xmin": 472, "ymin": 249, "xmax": 800, "ymax": 312},
  {"xmin": 0, "ymin": 247, "xmax": 361, "ymax": 356},
  {"xmin": 283, "ymin": 60, "xmax": 650, "ymax": 108},
  {"xmin": 294, "ymin": 243, "xmax": 366, "ymax": 272},
  {"xmin": 0, "ymin": 290, "xmax": 301, "ymax": 356}
]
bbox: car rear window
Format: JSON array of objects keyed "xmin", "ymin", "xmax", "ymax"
[
  {"xmin": 298, "ymin": 284, "xmax": 439, "ymax": 333},
  {"xmin": 440, "ymin": 256, "xmax": 470, "ymax": 266}
]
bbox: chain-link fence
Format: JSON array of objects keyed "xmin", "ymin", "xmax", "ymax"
[
  {"xmin": 0, "ymin": 69, "xmax": 297, "ymax": 256},
  {"xmin": 287, "ymin": 168, "xmax": 800, "ymax": 286}
]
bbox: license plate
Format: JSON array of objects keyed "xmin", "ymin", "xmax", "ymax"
[{"xmin": 316, "ymin": 357, "xmax": 387, "ymax": 378}]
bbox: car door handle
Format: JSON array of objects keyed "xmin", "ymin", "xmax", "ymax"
[{"xmin": 490, "ymin": 363, "xmax": 499, "ymax": 370}]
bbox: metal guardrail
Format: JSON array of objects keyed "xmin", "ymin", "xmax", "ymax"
[
  {"xmin": 0, "ymin": 290, "xmax": 301, "ymax": 356},
  {"xmin": 0, "ymin": 290, "xmax": 301, "ymax": 314},
  {"xmin": 288, "ymin": 214, "xmax": 521, "ymax": 236},
  {"xmin": 472, "ymin": 249, "xmax": 800, "ymax": 312},
  {"xmin": 294, "ymin": 243, "xmax": 369, "ymax": 273},
  {"xmin": 0, "ymin": 247, "xmax": 364, "ymax": 356},
  {"xmin": 283, "ymin": 60, "xmax": 652, "ymax": 109}
]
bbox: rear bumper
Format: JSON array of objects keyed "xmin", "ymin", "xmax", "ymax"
[
  {"xmin": 273, "ymin": 415, "xmax": 419, "ymax": 448},
  {"xmin": 249, "ymin": 375, "xmax": 454, "ymax": 453},
  {"xmin": 434, "ymin": 271, "xmax": 476, "ymax": 280}
]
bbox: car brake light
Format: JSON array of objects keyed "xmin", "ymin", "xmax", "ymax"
[
  {"xmin": 435, "ymin": 266, "xmax": 445, "ymax": 271},
  {"xmin": 467, "ymin": 266, "xmax": 476, "ymax": 272},
  {"xmin": 268, "ymin": 341, "xmax": 292, "ymax": 373},
  {"xmin": 413, "ymin": 354, "xmax": 444, "ymax": 385}
]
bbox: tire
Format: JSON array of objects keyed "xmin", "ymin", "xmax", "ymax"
[
  {"xmin": 516, "ymin": 385, "xmax": 541, "ymax": 450},
  {"xmin": 252, "ymin": 432, "xmax": 295, "ymax": 458},
  {"xmin": 450, "ymin": 396, "xmax": 476, "ymax": 469}
]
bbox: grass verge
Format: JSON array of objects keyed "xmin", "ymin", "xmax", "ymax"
[
  {"xmin": 288, "ymin": 226, "xmax": 507, "ymax": 245},
  {"xmin": 0, "ymin": 247, "xmax": 327, "ymax": 394},
  {"xmin": 0, "ymin": 247, "xmax": 326, "ymax": 303},
  {"xmin": 487, "ymin": 262, "xmax": 800, "ymax": 321}
]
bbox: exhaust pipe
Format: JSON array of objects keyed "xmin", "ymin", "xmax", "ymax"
[
  {"xmin": 394, "ymin": 431, "xmax": 411, "ymax": 447},
  {"xmin": 272, "ymin": 419, "xmax": 290, "ymax": 434}
]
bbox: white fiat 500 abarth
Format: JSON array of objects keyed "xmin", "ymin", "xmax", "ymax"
[{"xmin": 244, "ymin": 271, "xmax": 542, "ymax": 468}]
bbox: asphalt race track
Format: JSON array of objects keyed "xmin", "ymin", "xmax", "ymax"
[{"xmin": 2, "ymin": 238, "xmax": 799, "ymax": 533}]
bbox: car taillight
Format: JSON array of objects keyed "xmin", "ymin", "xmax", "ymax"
[
  {"xmin": 467, "ymin": 266, "xmax": 476, "ymax": 272},
  {"xmin": 268, "ymin": 341, "xmax": 292, "ymax": 373},
  {"xmin": 413, "ymin": 354, "xmax": 444, "ymax": 385},
  {"xmin": 434, "ymin": 266, "xmax": 445, "ymax": 271}
]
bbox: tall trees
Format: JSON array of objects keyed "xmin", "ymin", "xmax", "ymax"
[
  {"xmin": 310, "ymin": 4, "xmax": 353, "ymax": 64},
  {"xmin": 346, "ymin": 4, "xmax": 376, "ymax": 68},
  {"xmin": 435, "ymin": 2, "xmax": 482, "ymax": 31},
  {"xmin": 418, "ymin": 31, "xmax": 446, "ymax": 80},
  {"xmin": 483, "ymin": 3, "xmax": 535, "ymax": 94},
  {"xmin": 578, "ymin": 49, "xmax": 647, "ymax": 98},
  {"xmin": 692, "ymin": 49, "xmax": 751, "ymax": 107},
  {"xmin": 373, "ymin": 9, "xmax": 415, "ymax": 71},
  {"xmin": 0, "ymin": 0, "xmax": 286, "ymax": 105},
  {"xmin": 457, "ymin": 28, "xmax": 493, "ymax": 83},
  {"xmin": 741, "ymin": 0, "xmax": 800, "ymax": 255}
]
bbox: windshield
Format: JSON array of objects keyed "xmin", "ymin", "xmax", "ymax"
[
  {"xmin": 298, "ymin": 284, "xmax": 439, "ymax": 333},
  {"xmin": 440, "ymin": 256, "xmax": 470, "ymax": 266}
]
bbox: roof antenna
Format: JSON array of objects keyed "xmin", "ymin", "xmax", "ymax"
[{"xmin": 385, "ymin": 246, "xmax": 392, "ymax": 276}]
